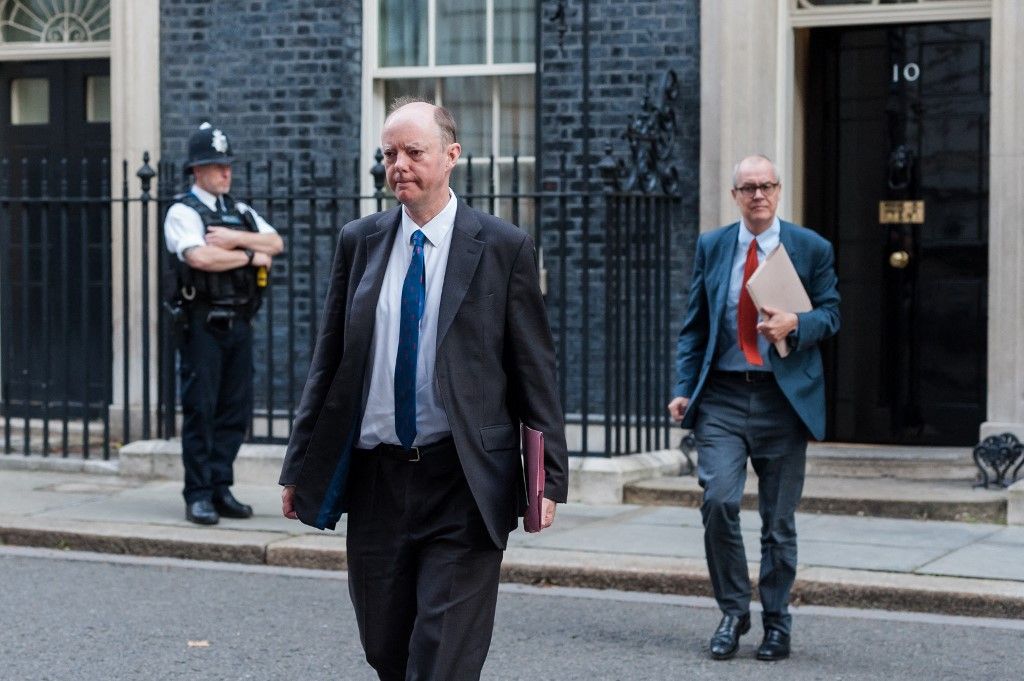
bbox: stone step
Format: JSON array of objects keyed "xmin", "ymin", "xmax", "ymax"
[
  {"xmin": 801, "ymin": 442, "xmax": 978, "ymax": 481},
  {"xmin": 624, "ymin": 474, "xmax": 1008, "ymax": 524}
]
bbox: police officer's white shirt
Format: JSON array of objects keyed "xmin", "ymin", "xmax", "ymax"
[
  {"xmin": 163, "ymin": 184, "xmax": 277, "ymax": 261},
  {"xmin": 357, "ymin": 190, "xmax": 458, "ymax": 449}
]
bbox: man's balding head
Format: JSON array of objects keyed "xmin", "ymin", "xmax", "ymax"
[
  {"xmin": 380, "ymin": 98, "xmax": 462, "ymax": 224},
  {"xmin": 386, "ymin": 98, "xmax": 458, "ymax": 149}
]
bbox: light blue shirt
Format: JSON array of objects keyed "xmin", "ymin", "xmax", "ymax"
[
  {"xmin": 357, "ymin": 191, "xmax": 458, "ymax": 448},
  {"xmin": 715, "ymin": 217, "xmax": 781, "ymax": 372}
]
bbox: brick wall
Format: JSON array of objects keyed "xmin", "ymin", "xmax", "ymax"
[
  {"xmin": 160, "ymin": 0, "xmax": 363, "ymax": 418},
  {"xmin": 160, "ymin": 0, "xmax": 361, "ymax": 167},
  {"xmin": 538, "ymin": 0, "xmax": 701, "ymax": 427}
]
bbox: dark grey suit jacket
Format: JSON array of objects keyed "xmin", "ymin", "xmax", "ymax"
[{"xmin": 279, "ymin": 201, "xmax": 568, "ymax": 549}]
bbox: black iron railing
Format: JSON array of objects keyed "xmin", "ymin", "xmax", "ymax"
[{"xmin": 0, "ymin": 148, "xmax": 679, "ymax": 460}]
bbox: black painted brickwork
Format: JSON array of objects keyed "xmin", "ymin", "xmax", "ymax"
[
  {"xmin": 538, "ymin": 0, "xmax": 701, "ymax": 421},
  {"xmin": 160, "ymin": 0, "xmax": 361, "ymax": 166},
  {"xmin": 159, "ymin": 0, "xmax": 363, "ymax": 416}
]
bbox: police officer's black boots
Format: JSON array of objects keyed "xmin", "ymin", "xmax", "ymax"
[
  {"xmin": 186, "ymin": 500, "xmax": 220, "ymax": 525},
  {"xmin": 213, "ymin": 490, "xmax": 254, "ymax": 519}
]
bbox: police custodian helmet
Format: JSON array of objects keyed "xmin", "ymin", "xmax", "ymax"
[{"xmin": 185, "ymin": 122, "xmax": 234, "ymax": 174}]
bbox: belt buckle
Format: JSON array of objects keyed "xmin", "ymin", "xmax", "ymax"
[
  {"xmin": 408, "ymin": 446, "xmax": 420, "ymax": 462},
  {"xmin": 744, "ymin": 371, "xmax": 760, "ymax": 383}
]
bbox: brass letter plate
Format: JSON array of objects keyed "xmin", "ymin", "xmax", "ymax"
[{"xmin": 879, "ymin": 200, "xmax": 925, "ymax": 224}]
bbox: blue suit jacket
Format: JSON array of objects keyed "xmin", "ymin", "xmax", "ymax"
[{"xmin": 673, "ymin": 220, "xmax": 840, "ymax": 440}]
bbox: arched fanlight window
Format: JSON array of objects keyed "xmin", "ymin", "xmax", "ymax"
[{"xmin": 0, "ymin": 0, "xmax": 110, "ymax": 43}]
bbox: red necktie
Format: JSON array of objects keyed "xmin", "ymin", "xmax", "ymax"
[{"xmin": 737, "ymin": 240, "xmax": 763, "ymax": 366}]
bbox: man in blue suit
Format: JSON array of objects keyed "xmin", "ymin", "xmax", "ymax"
[{"xmin": 667, "ymin": 155, "xmax": 840, "ymax": 661}]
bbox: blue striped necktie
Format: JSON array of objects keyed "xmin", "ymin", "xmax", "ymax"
[{"xmin": 394, "ymin": 229, "xmax": 426, "ymax": 449}]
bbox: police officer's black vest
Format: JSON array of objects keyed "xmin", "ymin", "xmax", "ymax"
[{"xmin": 173, "ymin": 192, "xmax": 261, "ymax": 312}]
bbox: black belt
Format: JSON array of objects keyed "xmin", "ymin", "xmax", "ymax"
[
  {"xmin": 362, "ymin": 437, "xmax": 455, "ymax": 462},
  {"xmin": 712, "ymin": 370, "xmax": 775, "ymax": 384}
]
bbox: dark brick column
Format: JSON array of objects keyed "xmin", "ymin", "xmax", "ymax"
[
  {"xmin": 160, "ymin": 0, "xmax": 361, "ymax": 168},
  {"xmin": 159, "ymin": 0, "xmax": 363, "ymax": 424},
  {"xmin": 538, "ymin": 0, "xmax": 701, "ymax": 419}
]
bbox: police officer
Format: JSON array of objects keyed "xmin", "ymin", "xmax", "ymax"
[{"xmin": 164, "ymin": 122, "xmax": 284, "ymax": 525}]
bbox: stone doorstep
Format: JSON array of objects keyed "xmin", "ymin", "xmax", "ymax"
[
  {"xmin": 118, "ymin": 439, "xmax": 690, "ymax": 507},
  {"xmin": 624, "ymin": 476, "xmax": 1010, "ymax": 524},
  {"xmin": 1009, "ymin": 480, "xmax": 1024, "ymax": 525},
  {"xmin": 1, "ymin": 516, "xmax": 1022, "ymax": 620},
  {"xmin": 0, "ymin": 455, "xmax": 119, "ymax": 476}
]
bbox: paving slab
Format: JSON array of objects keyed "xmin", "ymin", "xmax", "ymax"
[
  {"xmin": 983, "ymin": 526, "xmax": 1024, "ymax": 546},
  {"xmin": 4, "ymin": 468, "xmax": 1024, "ymax": 619},
  {"xmin": 798, "ymin": 538, "xmax": 952, "ymax": 573},
  {"xmin": 522, "ymin": 522, "xmax": 709, "ymax": 559},
  {"xmin": 795, "ymin": 514, "xmax": 999, "ymax": 550},
  {"xmin": 916, "ymin": 541, "xmax": 1024, "ymax": 581},
  {"xmin": 0, "ymin": 471, "xmax": 139, "ymax": 515}
]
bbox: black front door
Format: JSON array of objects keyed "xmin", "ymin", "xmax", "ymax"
[
  {"xmin": 0, "ymin": 59, "xmax": 111, "ymax": 416},
  {"xmin": 806, "ymin": 21, "xmax": 989, "ymax": 445}
]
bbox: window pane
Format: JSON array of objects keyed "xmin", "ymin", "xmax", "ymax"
[
  {"xmin": 441, "ymin": 77, "xmax": 492, "ymax": 157},
  {"xmin": 11, "ymin": 78, "xmax": 49, "ymax": 125},
  {"xmin": 494, "ymin": 0, "xmax": 534, "ymax": 63},
  {"xmin": 383, "ymin": 78, "xmax": 438, "ymax": 112},
  {"xmin": 499, "ymin": 75, "xmax": 534, "ymax": 156},
  {"xmin": 436, "ymin": 0, "xmax": 486, "ymax": 65},
  {"xmin": 86, "ymin": 76, "xmax": 111, "ymax": 123},
  {"xmin": 0, "ymin": 0, "xmax": 110, "ymax": 43},
  {"xmin": 378, "ymin": 0, "xmax": 427, "ymax": 66}
]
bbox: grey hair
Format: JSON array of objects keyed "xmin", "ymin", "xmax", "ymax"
[
  {"xmin": 386, "ymin": 96, "xmax": 458, "ymax": 148},
  {"xmin": 732, "ymin": 155, "xmax": 781, "ymax": 188}
]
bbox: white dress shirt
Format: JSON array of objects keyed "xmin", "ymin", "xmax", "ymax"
[
  {"xmin": 357, "ymin": 190, "xmax": 458, "ymax": 448},
  {"xmin": 163, "ymin": 184, "xmax": 277, "ymax": 261}
]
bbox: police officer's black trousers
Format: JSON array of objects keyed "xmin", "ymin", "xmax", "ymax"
[{"xmin": 179, "ymin": 306, "xmax": 253, "ymax": 504}]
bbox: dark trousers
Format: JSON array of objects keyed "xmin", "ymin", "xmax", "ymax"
[
  {"xmin": 694, "ymin": 374, "xmax": 808, "ymax": 635},
  {"xmin": 178, "ymin": 307, "xmax": 253, "ymax": 504},
  {"xmin": 346, "ymin": 441, "xmax": 504, "ymax": 681}
]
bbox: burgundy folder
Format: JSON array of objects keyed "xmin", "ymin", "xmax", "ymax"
[{"xmin": 521, "ymin": 424, "xmax": 546, "ymax": 533}]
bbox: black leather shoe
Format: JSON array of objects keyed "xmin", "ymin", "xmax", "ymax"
[
  {"xmin": 756, "ymin": 629, "xmax": 791, "ymax": 661},
  {"xmin": 709, "ymin": 614, "xmax": 750, "ymax": 660},
  {"xmin": 186, "ymin": 500, "xmax": 219, "ymax": 525},
  {"xmin": 213, "ymin": 491, "xmax": 253, "ymax": 519}
]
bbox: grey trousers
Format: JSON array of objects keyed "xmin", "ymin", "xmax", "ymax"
[{"xmin": 694, "ymin": 373, "xmax": 808, "ymax": 635}]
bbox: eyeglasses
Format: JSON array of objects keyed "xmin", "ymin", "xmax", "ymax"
[{"xmin": 734, "ymin": 182, "xmax": 779, "ymax": 198}]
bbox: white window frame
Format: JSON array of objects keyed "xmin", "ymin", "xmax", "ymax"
[{"xmin": 361, "ymin": 0, "xmax": 537, "ymax": 201}]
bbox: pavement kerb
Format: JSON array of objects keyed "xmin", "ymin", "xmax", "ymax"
[{"xmin": 2, "ymin": 516, "xmax": 1023, "ymax": 620}]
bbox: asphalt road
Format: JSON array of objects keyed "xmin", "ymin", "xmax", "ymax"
[{"xmin": 1, "ymin": 546, "xmax": 1022, "ymax": 681}]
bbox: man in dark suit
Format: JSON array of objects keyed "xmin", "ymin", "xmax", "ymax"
[
  {"xmin": 279, "ymin": 99, "xmax": 567, "ymax": 681},
  {"xmin": 667, "ymin": 155, "xmax": 840, "ymax": 662}
]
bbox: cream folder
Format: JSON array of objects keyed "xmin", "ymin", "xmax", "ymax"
[{"xmin": 744, "ymin": 243, "xmax": 811, "ymax": 359}]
